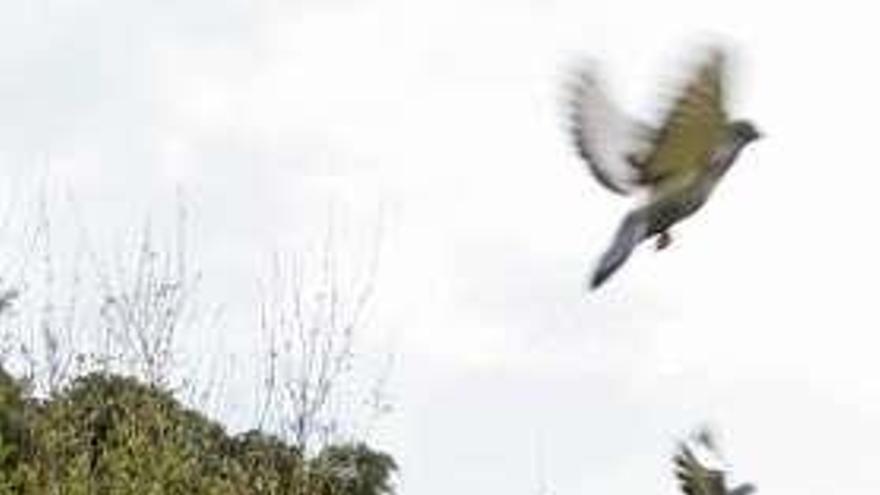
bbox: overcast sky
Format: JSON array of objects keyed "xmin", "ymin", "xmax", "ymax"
[{"xmin": 2, "ymin": 0, "xmax": 880, "ymax": 494}]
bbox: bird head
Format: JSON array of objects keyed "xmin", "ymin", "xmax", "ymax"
[{"xmin": 728, "ymin": 120, "xmax": 762, "ymax": 144}]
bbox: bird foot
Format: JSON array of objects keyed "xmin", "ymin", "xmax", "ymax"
[{"xmin": 655, "ymin": 231, "xmax": 672, "ymax": 250}]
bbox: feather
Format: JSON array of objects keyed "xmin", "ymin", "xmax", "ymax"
[
  {"xmin": 565, "ymin": 61, "xmax": 653, "ymax": 195},
  {"xmin": 642, "ymin": 49, "xmax": 728, "ymax": 188},
  {"xmin": 674, "ymin": 443, "xmax": 727, "ymax": 495},
  {"xmin": 589, "ymin": 209, "xmax": 648, "ymax": 289},
  {"xmin": 672, "ymin": 428, "xmax": 756, "ymax": 495}
]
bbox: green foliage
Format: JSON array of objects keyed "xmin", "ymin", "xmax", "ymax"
[
  {"xmin": 0, "ymin": 366, "xmax": 29, "ymax": 491},
  {"xmin": 0, "ymin": 368, "xmax": 396, "ymax": 495},
  {"xmin": 313, "ymin": 444, "xmax": 398, "ymax": 495}
]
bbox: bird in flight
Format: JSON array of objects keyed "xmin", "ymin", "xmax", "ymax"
[
  {"xmin": 673, "ymin": 428, "xmax": 756, "ymax": 495},
  {"xmin": 565, "ymin": 46, "xmax": 761, "ymax": 290}
]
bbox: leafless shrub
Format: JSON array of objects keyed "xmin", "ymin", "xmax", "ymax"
[
  {"xmin": 0, "ymin": 183, "xmax": 228, "ymax": 417},
  {"xmin": 0, "ymin": 187, "xmax": 90, "ymax": 396},
  {"xmin": 90, "ymin": 199, "xmax": 206, "ymax": 389},
  {"xmin": 256, "ymin": 222, "xmax": 393, "ymax": 455}
]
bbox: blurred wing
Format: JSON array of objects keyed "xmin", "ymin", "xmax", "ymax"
[
  {"xmin": 643, "ymin": 49, "xmax": 728, "ymax": 186},
  {"xmin": 674, "ymin": 444, "xmax": 727, "ymax": 495},
  {"xmin": 565, "ymin": 63, "xmax": 653, "ymax": 195}
]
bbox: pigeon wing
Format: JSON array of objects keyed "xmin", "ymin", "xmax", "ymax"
[
  {"xmin": 642, "ymin": 49, "xmax": 728, "ymax": 189},
  {"xmin": 674, "ymin": 443, "xmax": 727, "ymax": 495},
  {"xmin": 565, "ymin": 63, "xmax": 653, "ymax": 195}
]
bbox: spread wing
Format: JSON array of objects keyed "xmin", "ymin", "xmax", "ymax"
[
  {"xmin": 565, "ymin": 62, "xmax": 653, "ymax": 195},
  {"xmin": 674, "ymin": 443, "xmax": 727, "ymax": 495},
  {"xmin": 642, "ymin": 49, "xmax": 728, "ymax": 188}
]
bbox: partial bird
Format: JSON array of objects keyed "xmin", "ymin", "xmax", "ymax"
[
  {"xmin": 673, "ymin": 428, "xmax": 756, "ymax": 495},
  {"xmin": 565, "ymin": 46, "xmax": 761, "ymax": 290}
]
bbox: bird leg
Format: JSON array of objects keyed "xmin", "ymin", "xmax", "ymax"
[{"xmin": 655, "ymin": 230, "xmax": 672, "ymax": 250}]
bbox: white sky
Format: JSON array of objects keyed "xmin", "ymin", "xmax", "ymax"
[{"xmin": 1, "ymin": 0, "xmax": 880, "ymax": 493}]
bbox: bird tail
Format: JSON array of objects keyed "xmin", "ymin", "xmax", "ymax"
[
  {"xmin": 730, "ymin": 484, "xmax": 758, "ymax": 495},
  {"xmin": 589, "ymin": 210, "xmax": 647, "ymax": 290}
]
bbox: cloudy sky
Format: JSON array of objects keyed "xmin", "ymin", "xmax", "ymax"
[{"xmin": 2, "ymin": 0, "xmax": 880, "ymax": 493}]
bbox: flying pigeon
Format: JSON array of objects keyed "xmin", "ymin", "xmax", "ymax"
[
  {"xmin": 673, "ymin": 428, "xmax": 756, "ymax": 495},
  {"xmin": 565, "ymin": 47, "xmax": 761, "ymax": 289}
]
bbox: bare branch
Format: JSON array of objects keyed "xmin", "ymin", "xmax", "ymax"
[{"xmin": 256, "ymin": 214, "xmax": 393, "ymax": 456}]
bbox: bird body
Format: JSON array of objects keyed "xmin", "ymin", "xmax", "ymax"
[{"xmin": 565, "ymin": 47, "xmax": 760, "ymax": 289}]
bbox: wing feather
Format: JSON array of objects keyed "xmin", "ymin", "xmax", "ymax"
[
  {"xmin": 565, "ymin": 63, "xmax": 652, "ymax": 195},
  {"xmin": 642, "ymin": 49, "xmax": 728, "ymax": 187},
  {"xmin": 674, "ymin": 443, "xmax": 727, "ymax": 495}
]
